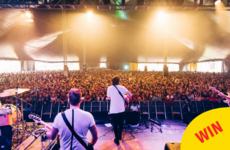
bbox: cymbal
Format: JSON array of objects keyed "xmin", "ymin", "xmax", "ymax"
[{"xmin": 0, "ymin": 88, "xmax": 30, "ymax": 97}]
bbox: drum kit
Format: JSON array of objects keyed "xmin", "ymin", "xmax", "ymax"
[{"xmin": 0, "ymin": 87, "xmax": 35, "ymax": 149}]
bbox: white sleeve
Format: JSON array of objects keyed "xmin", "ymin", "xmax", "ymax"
[
  {"xmin": 138, "ymin": 105, "xmax": 140, "ymax": 109},
  {"xmin": 52, "ymin": 113, "xmax": 61, "ymax": 129},
  {"xmin": 121, "ymin": 86, "xmax": 129, "ymax": 95},
  {"xmin": 107, "ymin": 87, "xmax": 110, "ymax": 97},
  {"xmin": 88, "ymin": 113, "xmax": 96, "ymax": 127}
]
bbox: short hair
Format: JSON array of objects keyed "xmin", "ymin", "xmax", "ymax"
[
  {"xmin": 68, "ymin": 90, "xmax": 81, "ymax": 106},
  {"xmin": 112, "ymin": 76, "xmax": 119, "ymax": 85}
]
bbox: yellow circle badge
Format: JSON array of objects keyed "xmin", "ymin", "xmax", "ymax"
[{"xmin": 181, "ymin": 107, "xmax": 230, "ymax": 150}]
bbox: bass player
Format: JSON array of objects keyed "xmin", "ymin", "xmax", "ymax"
[{"xmin": 46, "ymin": 88, "xmax": 98, "ymax": 150}]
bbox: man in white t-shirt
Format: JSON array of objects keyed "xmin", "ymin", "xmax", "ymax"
[
  {"xmin": 107, "ymin": 76, "xmax": 132, "ymax": 146},
  {"xmin": 46, "ymin": 89, "xmax": 98, "ymax": 150},
  {"xmin": 130, "ymin": 101, "xmax": 140, "ymax": 112}
]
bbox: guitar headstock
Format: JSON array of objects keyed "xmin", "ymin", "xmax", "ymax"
[
  {"xmin": 28, "ymin": 114, "xmax": 42, "ymax": 123},
  {"xmin": 98, "ymin": 87, "xmax": 106, "ymax": 92},
  {"xmin": 209, "ymin": 87, "xmax": 218, "ymax": 92}
]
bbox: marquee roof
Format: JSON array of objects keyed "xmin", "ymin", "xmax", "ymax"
[{"xmin": 1, "ymin": 9, "xmax": 230, "ymax": 63}]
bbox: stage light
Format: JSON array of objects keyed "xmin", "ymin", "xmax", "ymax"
[
  {"xmin": 156, "ymin": 10, "xmax": 167, "ymax": 23},
  {"xmin": 124, "ymin": 65, "xmax": 129, "ymax": 70},
  {"xmin": 21, "ymin": 11, "xmax": 33, "ymax": 19},
  {"xmin": 25, "ymin": 12, "xmax": 32, "ymax": 18},
  {"xmin": 215, "ymin": 0, "xmax": 221, "ymax": 5},
  {"xmin": 87, "ymin": 11, "xmax": 93, "ymax": 18},
  {"xmin": 157, "ymin": 11, "xmax": 165, "ymax": 18},
  {"xmin": 21, "ymin": 10, "xmax": 34, "ymax": 22}
]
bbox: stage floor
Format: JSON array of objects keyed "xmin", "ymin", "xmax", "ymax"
[{"xmin": 87, "ymin": 120, "xmax": 187, "ymax": 150}]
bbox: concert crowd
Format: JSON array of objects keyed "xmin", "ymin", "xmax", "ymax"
[{"xmin": 0, "ymin": 69, "xmax": 230, "ymax": 108}]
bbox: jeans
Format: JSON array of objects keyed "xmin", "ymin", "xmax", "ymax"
[{"xmin": 111, "ymin": 112, "xmax": 124, "ymax": 140}]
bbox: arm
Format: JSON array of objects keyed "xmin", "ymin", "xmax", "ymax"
[
  {"xmin": 89, "ymin": 124, "xmax": 98, "ymax": 146},
  {"xmin": 126, "ymin": 91, "xmax": 132, "ymax": 99},
  {"xmin": 46, "ymin": 127, "xmax": 59, "ymax": 140}
]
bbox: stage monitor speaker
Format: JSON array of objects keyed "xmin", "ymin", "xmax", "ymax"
[
  {"xmin": 0, "ymin": 125, "xmax": 12, "ymax": 150},
  {"xmin": 164, "ymin": 142, "xmax": 181, "ymax": 150},
  {"xmin": 163, "ymin": 65, "xmax": 168, "ymax": 76},
  {"xmin": 102, "ymin": 0, "xmax": 110, "ymax": 5},
  {"xmin": 91, "ymin": 111, "xmax": 110, "ymax": 124},
  {"xmin": 183, "ymin": 113, "xmax": 200, "ymax": 125},
  {"xmin": 124, "ymin": 112, "xmax": 140, "ymax": 125},
  {"xmin": 144, "ymin": 66, "xmax": 147, "ymax": 72}
]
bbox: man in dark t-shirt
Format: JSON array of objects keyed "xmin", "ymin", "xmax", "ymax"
[
  {"xmin": 180, "ymin": 92, "xmax": 188, "ymax": 101},
  {"xmin": 201, "ymin": 91, "xmax": 209, "ymax": 101}
]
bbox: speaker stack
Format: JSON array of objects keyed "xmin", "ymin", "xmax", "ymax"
[
  {"xmin": 144, "ymin": 66, "xmax": 148, "ymax": 72},
  {"xmin": 163, "ymin": 65, "xmax": 168, "ymax": 76},
  {"xmin": 83, "ymin": 65, "xmax": 87, "ymax": 71}
]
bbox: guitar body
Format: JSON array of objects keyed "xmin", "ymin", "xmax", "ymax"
[{"xmin": 124, "ymin": 95, "xmax": 129, "ymax": 108}]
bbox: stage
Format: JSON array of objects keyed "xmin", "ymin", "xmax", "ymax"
[{"xmin": 87, "ymin": 120, "xmax": 187, "ymax": 150}]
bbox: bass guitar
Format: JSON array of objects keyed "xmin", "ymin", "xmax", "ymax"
[
  {"xmin": 28, "ymin": 114, "xmax": 60, "ymax": 136},
  {"xmin": 209, "ymin": 87, "xmax": 230, "ymax": 106}
]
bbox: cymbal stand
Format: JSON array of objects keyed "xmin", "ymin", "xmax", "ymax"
[{"xmin": 20, "ymin": 98, "xmax": 35, "ymax": 133}]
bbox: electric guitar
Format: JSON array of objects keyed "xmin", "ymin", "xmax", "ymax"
[
  {"xmin": 98, "ymin": 87, "xmax": 129, "ymax": 108},
  {"xmin": 209, "ymin": 87, "xmax": 230, "ymax": 106},
  {"xmin": 28, "ymin": 114, "xmax": 60, "ymax": 136}
]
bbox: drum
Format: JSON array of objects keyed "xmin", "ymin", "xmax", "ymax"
[
  {"xmin": 0, "ymin": 104, "xmax": 21, "ymax": 126},
  {"xmin": 0, "ymin": 108, "xmax": 12, "ymax": 126}
]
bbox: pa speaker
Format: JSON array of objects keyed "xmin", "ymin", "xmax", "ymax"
[
  {"xmin": 144, "ymin": 66, "xmax": 147, "ymax": 72},
  {"xmin": 163, "ymin": 65, "xmax": 168, "ymax": 76},
  {"xmin": 164, "ymin": 142, "xmax": 181, "ymax": 150},
  {"xmin": 83, "ymin": 65, "xmax": 87, "ymax": 71},
  {"xmin": 0, "ymin": 125, "xmax": 12, "ymax": 150}
]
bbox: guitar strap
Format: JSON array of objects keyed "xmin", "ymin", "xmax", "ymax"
[
  {"xmin": 61, "ymin": 111, "xmax": 89, "ymax": 150},
  {"xmin": 113, "ymin": 85, "xmax": 128, "ymax": 106},
  {"xmin": 70, "ymin": 109, "xmax": 74, "ymax": 150}
]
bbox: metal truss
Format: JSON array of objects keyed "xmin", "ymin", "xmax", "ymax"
[{"xmin": 0, "ymin": 0, "xmax": 230, "ymax": 11}]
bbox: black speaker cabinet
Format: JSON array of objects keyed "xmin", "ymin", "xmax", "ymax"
[{"xmin": 0, "ymin": 125, "xmax": 12, "ymax": 150}]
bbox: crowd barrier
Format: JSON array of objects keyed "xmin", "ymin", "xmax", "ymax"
[{"xmin": 32, "ymin": 100, "xmax": 229, "ymax": 120}]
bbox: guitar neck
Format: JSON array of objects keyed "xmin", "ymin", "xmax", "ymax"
[
  {"xmin": 40, "ymin": 120, "xmax": 53, "ymax": 131},
  {"xmin": 39, "ymin": 120, "xmax": 61, "ymax": 136}
]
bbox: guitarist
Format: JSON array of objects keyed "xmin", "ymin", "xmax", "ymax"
[
  {"xmin": 46, "ymin": 88, "xmax": 98, "ymax": 150},
  {"xmin": 107, "ymin": 76, "xmax": 132, "ymax": 146}
]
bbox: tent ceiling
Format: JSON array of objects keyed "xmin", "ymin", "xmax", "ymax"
[{"xmin": 0, "ymin": 9, "xmax": 230, "ymax": 63}]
